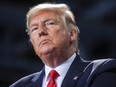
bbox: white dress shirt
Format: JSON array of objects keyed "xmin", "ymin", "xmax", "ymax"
[{"xmin": 42, "ymin": 53, "xmax": 76, "ymax": 87}]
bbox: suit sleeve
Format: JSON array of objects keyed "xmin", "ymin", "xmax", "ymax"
[
  {"xmin": 90, "ymin": 59, "xmax": 116, "ymax": 87},
  {"xmin": 91, "ymin": 71, "xmax": 116, "ymax": 87}
]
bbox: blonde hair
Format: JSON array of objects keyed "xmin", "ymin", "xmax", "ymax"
[{"xmin": 26, "ymin": 2, "xmax": 80, "ymax": 35}]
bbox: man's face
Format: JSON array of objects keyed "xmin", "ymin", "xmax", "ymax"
[{"xmin": 29, "ymin": 10, "xmax": 73, "ymax": 59}]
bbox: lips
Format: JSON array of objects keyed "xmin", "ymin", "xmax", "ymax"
[{"xmin": 39, "ymin": 39, "xmax": 50, "ymax": 46}]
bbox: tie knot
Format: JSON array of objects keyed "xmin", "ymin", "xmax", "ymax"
[{"xmin": 49, "ymin": 70, "xmax": 59, "ymax": 79}]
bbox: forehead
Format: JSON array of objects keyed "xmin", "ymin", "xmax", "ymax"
[
  {"xmin": 29, "ymin": 10, "xmax": 63, "ymax": 27},
  {"xmin": 31, "ymin": 9, "xmax": 62, "ymax": 21}
]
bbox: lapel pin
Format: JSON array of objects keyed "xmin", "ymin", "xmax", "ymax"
[{"xmin": 73, "ymin": 76, "xmax": 78, "ymax": 80}]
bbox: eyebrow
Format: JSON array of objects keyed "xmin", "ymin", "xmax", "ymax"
[{"xmin": 43, "ymin": 18, "xmax": 54, "ymax": 23}]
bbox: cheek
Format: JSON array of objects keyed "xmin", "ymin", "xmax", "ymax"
[{"xmin": 52, "ymin": 31, "xmax": 70, "ymax": 44}]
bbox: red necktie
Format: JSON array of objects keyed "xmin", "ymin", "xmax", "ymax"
[{"xmin": 47, "ymin": 70, "xmax": 59, "ymax": 87}]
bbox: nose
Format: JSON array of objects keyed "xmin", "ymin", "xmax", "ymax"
[{"xmin": 38, "ymin": 28, "xmax": 48, "ymax": 37}]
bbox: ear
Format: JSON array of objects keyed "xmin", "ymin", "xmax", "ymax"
[{"xmin": 69, "ymin": 29, "xmax": 77, "ymax": 41}]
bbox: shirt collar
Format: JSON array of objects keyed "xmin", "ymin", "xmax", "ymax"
[{"xmin": 44, "ymin": 53, "xmax": 76, "ymax": 82}]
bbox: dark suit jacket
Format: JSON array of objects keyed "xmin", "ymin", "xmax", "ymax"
[{"xmin": 10, "ymin": 55, "xmax": 116, "ymax": 87}]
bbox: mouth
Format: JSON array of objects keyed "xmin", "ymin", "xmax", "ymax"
[{"xmin": 39, "ymin": 39, "xmax": 50, "ymax": 46}]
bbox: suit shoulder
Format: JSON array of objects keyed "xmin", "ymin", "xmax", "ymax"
[
  {"xmin": 9, "ymin": 71, "xmax": 41, "ymax": 87},
  {"xmin": 92, "ymin": 58, "xmax": 116, "ymax": 63},
  {"xmin": 89, "ymin": 58, "xmax": 116, "ymax": 73},
  {"xmin": 91, "ymin": 58, "xmax": 116, "ymax": 67},
  {"xmin": 82, "ymin": 59, "xmax": 116, "ymax": 87}
]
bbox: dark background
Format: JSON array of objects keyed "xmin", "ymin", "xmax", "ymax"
[{"xmin": 0, "ymin": 0, "xmax": 116, "ymax": 86}]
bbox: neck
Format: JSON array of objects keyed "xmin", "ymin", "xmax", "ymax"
[{"xmin": 42, "ymin": 49, "xmax": 76, "ymax": 68}]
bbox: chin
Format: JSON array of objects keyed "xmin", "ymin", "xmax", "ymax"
[{"xmin": 37, "ymin": 47, "xmax": 55, "ymax": 57}]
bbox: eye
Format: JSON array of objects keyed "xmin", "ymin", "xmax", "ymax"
[
  {"xmin": 45, "ymin": 20, "xmax": 56, "ymax": 27},
  {"xmin": 30, "ymin": 27, "xmax": 38, "ymax": 33}
]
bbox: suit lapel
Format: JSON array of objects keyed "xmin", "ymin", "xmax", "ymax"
[
  {"xmin": 25, "ymin": 68, "xmax": 45, "ymax": 87},
  {"xmin": 61, "ymin": 54, "xmax": 89, "ymax": 87}
]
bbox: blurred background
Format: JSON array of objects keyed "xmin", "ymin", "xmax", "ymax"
[{"xmin": 0, "ymin": 0, "xmax": 116, "ymax": 86}]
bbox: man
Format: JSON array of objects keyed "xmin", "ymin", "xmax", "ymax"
[{"xmin": 10, "ymin": 2, "xmax": 116, "ymax": 87}]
